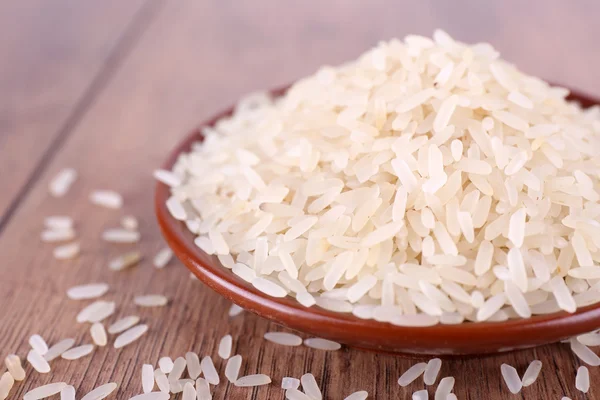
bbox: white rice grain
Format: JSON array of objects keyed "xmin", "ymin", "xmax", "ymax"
[
  {"xmin": 90, "ymin": 323, "xmax": 107, "ymax": 346},
  {"xmin": 102, "ymin": 229, "xmax": 140, "ymax": 243},
  {"xmin": 300, "ymin": 373, "xmax": 322, "ymax": 400},
  {"xmin": 264, "ymin": 332, "xmax": 303, "ymax": 347},
  {"xmin": 186, "ymin": 352, "xmax": 201, "ymax": 380},
  {"xmin": 398, "ymin": 362, "xmax": 427, "ymax": 387},
  {"xmin": 114, "ymin": 324, "xmax": 148, "ymax": 349},
  {"xmin": 41, "ymin": 228, "xmax": 76, "ymax": 243},
  {"xmin": 49, "ymin": 168, "xmax": 77, "ymax": 197},
  {"xmin": 521, "ymin": 360, "xmax": 542, "ymax": 387},
  {"xmin": 303, "ymin": 337, "xmax": 342, "ymax": 351},
  {"xmin": 434, "ymin": 377, "xmax": 455, "ymax": 400},
  {"xmin": 60, "ymin": 385, "xmax": 76, "ymax": 400},
  {"xmin": 344, "ymin": 391, "xmax": 368, "ymax": 400},
  {"xmin": 282, "ymin": 377, "xmax": 300, "ymax": 390},
  {"xmin": 27, "ymin": 350, "xmax": 50, "ymax": 373},
  {"xmin": 129, "ymin": 393, "xmax": 169, "ymax": 400},
  {"xmin": 4, "ymin": 354, "xmax": 25, "ymax": 381},
  {"xmin": 200, "ymin": 356, "xmax": 220, "ymax": 385},
  {"xmin": 576, "ymin": 366, "xmax": 590, "ymax": 393},
  {"xmin": 142, "ymin": 364, "xmax": 154, "ymax": 393},
  {"xmin": 412, "ymin": 390, "xmax": 428, "ymax": 400},
  {"xmin": 23, "ymin": 382, "xmax": 67, "ymax": 400},
  {"xmin": 154, "ymin": 169, "xmax": 182, "ymax": 187},
  {"xmin": 570, "ymin": 339, "xmax": 600, "ymax": 366},
  {"xmin": 235, "ymin": 374, "xmax": 272, "ymax": 387},
  {"xmin": 29, "ymin": 334, "xmax": 48, "ymax": 355},
  {"xmin": 53, "ymin": 242, "xmax": 80, "ymax": 260},
  {"xmin": 109, "ymin": 251, "xmax": 142, "ymax": 271},
  {"xmin": 44, "ymin": 339, "xmax": 75, "ymax": 362},
  {"xmin": 108, "ymin": 316, "xmax": 140, "ymax": 334},
  {"xmin": 90, "ymin": 190, "xmax": 123, "ymax": 209},
  {"xmin": 153, "ymin": 248, "xmax": 173, "ymax": 268},
  {"xmin": 225, "ymin": 355, "xmax": 242, "ymax": 383},
  {"xmin": 44, "ymin": 216, "xmax": 74, "ymax": 230},
  {"xmin": 61, "ymin": 344, "xmax": 94, "ymax": 360},
  {"xmin": 501, "ymin": 364, "xmax": 522, "ymax": 394},
  {"xmin": 134, "ymin": 295, "xmax": 168, "ymax": 307},
  {"xmin": 67, "ymin": 283, "xmax": 109, "ymax": 300},
  {"xmin": 423, "ymin": 358, "xmax": 442, "ymax": 385},
  {"xmin": 81, "ymin": 383, "xmax": 117, "ymax": 400},
  {"xmin": 0, "ymin": 372, "xmax": 13, "ymax": 400}
]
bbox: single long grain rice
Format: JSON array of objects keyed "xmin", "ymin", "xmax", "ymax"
[
  {"xmin": 53, "ymin": 242, "xmax": 80, "ymax": 259},
  {"xmin": 81, "ymin": 383, "xmax": 118, "ymax": 400},
  {"xmin": 23, "ymin": 382, "xmax": 67, "ymax": 400},
  {"xmin": 158, "ymin": 357, "xmax": 174, "ymax": 374},
  {"xmin": 90, "ymin": 323, "xmax": 107, "ymax": 346},
  {"xmin": 128, "ymin": 393, "xmax": 169, "ymax": 400},
  {"xmin": 153, "ymin": 248, "xmax": 173, "ymax": 268},
  {"xmin": 576, "ymin": 366, "xmax": 590, "ymax": 393},
  {"xmin": 142, "ymin": 364, "xmax": 154, "ymax": 393},
  {"xmin": 264, "ymin": 332, "xmax": 303, "ymax": 346},
  {"xmin": 182, "ymin": 382, "xmax": 196, "ymax": 400},
  {"xmin": 501, "ymin": 364, "xmax": 522, "ymax": 394},
  {"xmin": 90, "ymin": 191, "xmax": 123, "ymax": 209},
  {"xmin": 49, "ymin": 169, "xmax": 77, "ymax": 197},
  {"xmin": 108, "ymin": 316, "xmax": 140, "ymax": 334},
  {"xmin": 60, "ymin": 385, "xmax": 76, "ymax": 400},
  {"xmin": 61, "ymin": 344, "xmax": 94, "ymax": 360},
  {"xmin": 228, "ymin": 304, "xmax": 244, "ymax": 317},
  {"xmin": 434, "ymin": 377, "xmax": 455, "ymax": 400},
  {"xmin": 0, "ymin": 372, "xmax": 14, "ymax": 400},
  {"xmin": 521, "ymin": 360, "xmax": 542, "ymax": 387},
  {"xmin": 235, "ymin": 374, "xmax": 272, "ymax": 387},
  {"xmin": 121, "ymin": 215, "xmax": 139, "ymax": 231},
  {"xmin": 423, "ymin": 358, "xmax": 442, "ymax": 385},
  {"xmin": 4, "ymin": 355, "xmax": 25, "ymax": 381},
  {"xmin": 114, "ymin": 324, "xmax": 148, "ymax": 349},
  {"xmin": 102, "ymin": 229, "xmax": 140, "ymax": 243},
  {"xmin": 218, "ymin": 334, "xmax": 232, "ymax": 359},
  {"xmin": 41, "ymin": 229, "xmax": 76, "ymax": 242},
  {"xmin": 344, "ymin": 391, "xmax": 368, "ymax": 400},
  {"xmin": 570, "ymin": 339, "xmax": 600, "ymax": 366},
  {"xmin": 154, "ymin": 369, "xmax": 169, "ymax": 393},
  {"xmin": 303, "ymin": 338, "xmax": 341, "ymax": 351},
  {"xmin": 169, "ymin": 357, "xmax": 187, "ymax": 382},
  {"xmin": 285, "ymin": 389, "xmax": 312, "ymax": 400},
  {"xmin": 67, "ymin": 283, "xmax": 109, "ymax": 300},
  {"xmin": 412, "ymin": 390, "xmax": 428, "ymax": 400},
  {"xmin": 398, "ymin": 362, "xmax": 427, "ymax": 386},
  {"xmin": 185, "ymin": 352, "xmax": 201, "ymax": 380},
  {"xmin": 300, "ymin": 373, "xmax": 322, "ymax": 400},
  {"xmin": 44, "ymin": 338, "xmax": 75, "ymax": 362},
  {"xmin": 109, "ymin": 251, "xmax": 142, "ymax": 271},
  {"xmin": 27, "ymin": 350, "xmax": 50, "ymax": 373},
  {"xmin": 134, "ymin": 295, "xmax": 168, "ymax": 307},
  {"xmin": 282, "ymin": 377, "xmax": 300, "ymax": 390},
  {"xmin": 225, "ymin": 355, "xmax": 242, "ymax": 383},
  {"xmin": 29, "ymin": 334, "xmax": 49, "ymax": 355},
  {"xmin": 200, "ymin": 356, "xmax": 220, "ymax": 385},
  {"xmin": 45, "ymin": 216, "xmax": 73, "ymax": 230},
  {"xmin": 195, "ymin": 378, "xmax": 211, "ymax": 400}
]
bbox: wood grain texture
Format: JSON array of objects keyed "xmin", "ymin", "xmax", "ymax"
[
  {"xmin": 1, "ymin": 1, "xmax": 600, "ymax": 399},
  {"xmin": 0, "ymin": 0, "xmax": 149, "ymax": 226}
]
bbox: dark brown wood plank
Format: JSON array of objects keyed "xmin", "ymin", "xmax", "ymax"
[
  {"xmin": 1, "ymin": 1, "xmax": 600, "ymax": 399},
  {"xmin": 0, "ymin": 0, "xmax": 150, "ymax": 224}
]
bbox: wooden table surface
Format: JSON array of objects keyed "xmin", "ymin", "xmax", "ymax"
[{"xmin": 1, "ymin": 1, "xmax": 600, "ymax": 399}]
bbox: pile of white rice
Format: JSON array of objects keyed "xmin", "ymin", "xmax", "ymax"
[{"xmin": 161, "ymin": 30, "xmax": 600, "ymax": 326}]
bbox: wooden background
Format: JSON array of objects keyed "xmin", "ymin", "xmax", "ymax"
[{"xmin": 1, "ymin": 1, "xmax": 600, "ymax": 398}]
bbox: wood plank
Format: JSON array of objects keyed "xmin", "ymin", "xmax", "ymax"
[
  {"xmin": 1, "ymin": 1, "xmax": 600, "ymax": 399},
  {"xmin": 0, "ymin": 0, "xmax": 150, "ymax": 226}
]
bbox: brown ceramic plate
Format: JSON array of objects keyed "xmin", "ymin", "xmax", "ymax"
[{"xmin": 156, "ymin": 85, "xmax": 600, "ymax": 356}]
